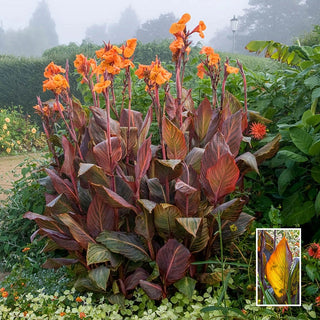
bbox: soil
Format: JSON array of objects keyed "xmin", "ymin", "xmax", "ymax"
[{"xmin": 0, "ymin": 153, "xmax": 42, "ymax": 201}]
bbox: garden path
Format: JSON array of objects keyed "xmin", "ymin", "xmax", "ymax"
[{"xmin": 0, "ymin": 153, "xmax": 41, "ymax": 201}]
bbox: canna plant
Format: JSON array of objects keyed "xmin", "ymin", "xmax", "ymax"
[{"xmin": 25, "ymin": 14, "xmax": 280, "ymax": 301}]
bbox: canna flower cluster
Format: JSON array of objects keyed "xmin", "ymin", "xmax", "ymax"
[
  {"xmin": 135, "ymin": 57, "xmax": 172, "ymax": 91},
  {"xmin": 42, "ymin": 62, "xmax": 69, "ymax": 95},
  {"xmin": 197, "ymin": 46, "xmax": 221, "ymax": 79},
  {"xmin": 169, "ymin": 13, "xmax": 206, "ymax": 62}
]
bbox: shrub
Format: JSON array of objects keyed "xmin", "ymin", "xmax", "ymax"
[
  {"xmin": 0, "ymin": 106, "xmax": 45, "ymax": 154},
  {"xmin": 25, "ymin": 14, "xmax": 280, "ymax": 302}
]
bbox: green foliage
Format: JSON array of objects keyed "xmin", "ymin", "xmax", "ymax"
[
  {"xmin": 0, "ymin": 156, "xmax": 47, "ymax": 270},
  {"xmin": 299, "ymin": 25, "xmax": 320, "ymax": 47},
  {"xmin": 0, "ymin": 106, "xmax": 45, "ymax": 154}
]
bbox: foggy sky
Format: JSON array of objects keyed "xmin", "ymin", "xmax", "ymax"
[{"xmin": 0, "ymin": 0, "xmax": 249, "ymax": 45}]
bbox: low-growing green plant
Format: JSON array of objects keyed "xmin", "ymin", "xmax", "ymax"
[
  {"xmin": 25, "ymin": 14, "xmax": 280, "ymax": 302},
  {"xmin": 0, "ymin": 106, "xmax": 45, "ymax": 154},
  {"xmin": 0, "ymin": 156, "xmax": 48, "ymax": 270}
]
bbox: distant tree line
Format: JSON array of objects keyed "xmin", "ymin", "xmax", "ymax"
[{"xmin": 210, "ymin": 0, "xmax": 320, "ymax": 53}]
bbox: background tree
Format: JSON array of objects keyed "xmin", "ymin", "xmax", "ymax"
[
  {"xmin": 85, "ymin": 24, "xmax": 108, "ymax": 45},
  {"xmin": 135, "ymin": 13, "xmax": 176, "ymax": 43},
  {"xmin": 105, "ymin": 7, "xmax": 139, "ymax": 44},
  {"xmin": 0, "ymin": 0, "xmax": 58, "ymax": 56}
]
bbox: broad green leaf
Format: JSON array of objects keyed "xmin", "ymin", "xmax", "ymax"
[
  {"xmin": 289, "ymin": 127, "xmax": 313, "ymax": 155},
  {"xmin": 309, "ymin": 140, "xmax": 320, "ymax": 156},
  {"xmin": 305, "ymin": 114, "xmax": 320, "ymax": 126},
  {"xmin": 311, "ymin": 166, "xmax": 320, "ymax": 183},
  {"xmin": 162, "ymin": 117, "xmax": 188, "ymax": 160},
  {"xmin": 282, "ymin": 201, "xmax": 315, "ymax": 225},
  {"xmin": 87, "ymin": 243, "xmax": 112, "ymax": 265},
  {"xmin": 306, "ymin": 264, "xmax": 317, "ymax": 282},
  {"xmin": 154, "ymin": 203, "xmax": 182, "ymax": 239},
  {"xmin": 96, "ymin": 230, "xmax": 150, "ymax": 262},
  {"xmin": 173, "ymin": 277, "xmax": 197, "ymax": 299},
  {"xmin": 278, "ymin": 168, "xmax": 294, "ymax": 195},
  {"xmin": 245, "ymin": 40, "xmax": 269, "ymax": 54},
  {"xmin": 304, "ymin": 75, "xmax": 320, "ymax": 90},
  {"xmin": 176, "ymin": 218, "xmax": 202, "ymax": 237},
  {"xmin": 88, "ymin": 265, "xmax": 110, "ymax": 291},
  {"xmin": 315, "ymin": 191, "xmax": 320, "ymax": 215},
  {"xmin": 265, "ymin": 237, "xmax": 293, "ymax": 300},
  {"xmin": 312, "ymin": 87, "xmax": 320, "ymax": 101},
  {"xmin": 277, "ymin": 150, "xmax": 308, "ymax": 162}
]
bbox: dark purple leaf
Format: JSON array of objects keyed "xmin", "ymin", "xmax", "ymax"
[
  {"xmin": 90, "ymin": 106, "xmax": 120, "ymax": 135},
  {"xmin": 156, "ymin": 239, "xmax": 191, "ymax": 286},
  {"xmin": 135, "ymin": 136, "xmax": 152, "ymax": 187},
  {"xmin": 125, "ymin": 268, "xmax": 149, "ymax": 291},
  {"xmin": 120, "ymin": 108, "xmax": 143, "ymax": 131},
  {"xmin": 194, "ymin": 98, "xmax": 213, "ymax": 142},
  {"xmin": 139, "ymin": 280, "xmax": 163, "ymax": 300},
  {"xmin": 61, "ymin": 136, "xmax": 76, "ymax": 179}
]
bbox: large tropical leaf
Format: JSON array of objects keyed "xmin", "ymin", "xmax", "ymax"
[
  {"xmin": 124, "ymin": 268, "xmax": 149, "ymax": 291},
  {"xmin": 91, "ymin": 183, "xmax": 138, "ymax": 214},
  {"xmin": 78, "ymin": 163, "xmax": 109, "ymax": 187},
  {"xmin": 185, "ymin": 147, "xmax": 205, "ymax": 173},
  {"xmin": 93, "ymin": 137, "xmax": 123, "ymax": 175},
  {"xmin": 254, "ymin": 134, "xmax": 281, "ymax": 165},
  {"xmin": 135, "ymin": 136, "xmax": 152, "ymax": 189},
  {"xmin": 96, "ymin": 230, "xmax": 150, "ymax": 262},
  {"xmin": 139, "ymin": 280, "xmax": 163, "ymax": 300},
  {"xmin": 138, "ymin": 106, "xmax": 153, "ymax": 148},
  {"xmin": 154, "ymin": 159, "xmax": 183, "ymax": 184},
  {"xmin": 289, "ymin": 127, "xmax": 313, "ymax": 155},
  {"xmin": 154, "ymin": 203, "xmax": 182, "ymax": 239},
  {"xmin": 194, "ymin": 98, "xmax": 213, "ymax": 142},
  {"xmin": 162, "ymin": 117, "xmax": 188, "ymax": 160},
  {"xmin": 58, "ymin": 213, "xmax": 95, "ymax": 249},
  {"xmin": 156, "ymin": 239, "xmax": 191, "ymax": 286},
  {"xmin": 206, "ymin": 153, "xmax": 240, "ymax": 204},
  {"xmin": 88, "ymin": 265, "xmax": 110, "ymax": 291},
  {"xmin": 221, "ymin": 110, "xmax": 243, "ymax": 157},
  {"xmin": 189, "ymin": 218, "xmax": 210, "ymax": 253},
  {"xmin": 265, "ymin": 237, "xmax": 293, "ymax": 301},
  {"xmin": 61, "ymin": 136, "xmax": 76, "ymax": 180},
  {"xmin": 212, "ymin": 198, "xmax": 246, "ymax": 222},
  {"xmin": 90, "ymin": 106, "xmax": 120, "ymax": 135},
  {"xmin": 120, "ymin": 108, "xmax": 143, "ymax": 130},
  {"xmin": 87, "ymin": 195, "xmax": 114, "ymax": 237},
  {"xmin": 176, "ymin": 217, "xmax": 202, "ymax": 237}
]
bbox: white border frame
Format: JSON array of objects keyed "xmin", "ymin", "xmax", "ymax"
[{"xmin": 255, "ymin": 228, "xmax": 302, "ymax": 307}]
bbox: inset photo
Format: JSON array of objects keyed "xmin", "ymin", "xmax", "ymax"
[{"xmin": 256, "ymin": 228, "xmax": 301, "ymax": 306}]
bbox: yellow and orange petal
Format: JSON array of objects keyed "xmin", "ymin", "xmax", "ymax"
[
  {"xmin": 135, "ymin": 64, "xmax": 151, "ymax": 79},
  {"xmin": 124, "ymin": 38, "xmax": 137, "ymax": 58},
  {"xmin": 200, "ymin": 46, "xmax": 215, "ymax": 56},
  {"xmin": 44, "ymin": 62, "xmax": 65, "ymax": 78},
  {"xmin": 225, "ymin": 63, "xmax": 239, "ymax": 75},
  {"xmin": 197, "ymin": 63, "xmax": 206, "ymax": 79},
  {"xmin": 22, "ymin": 247, "xmax": 30, "ymax": 252},
  {"xmin": 169, "ymin": 37, "xmax": 184, "ymax": 54},
  {"xmin": 192, "ymin": 20, "xmax": 206, "ymax": 38},
  {"xmin": 2, "ymin": 291, "xmax": 8, "ymax": 298},
  {"xmin": 169, "ymin": 14, "xmax": 191, "ymax": 35},
  {"xmin": 75, "ymin": 296, "xmax": 83, "ymax": 302},
  {"xmin": 93, "ymin": 77, "xmax": 111, "ymax": 94},
  {"xmin": 208, "ymin": 53, "xmax": 220, "ymax": 66},
  {"xmin": 43, "ymin": 74, "xmax": 69, "ymax": 94},
  {"xmin": 249, "ymin": 122, "xmax": 267, "ymax": 140},
  {"xmin": 79, "ymin": 312, "xmax": 86, "ymax": 319}
]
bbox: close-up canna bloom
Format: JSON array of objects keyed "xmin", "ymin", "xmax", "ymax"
[
  {"xmin": 169, "ymin": 13, "xmax": 191, "ymax": 35},
  {"xmin": 123, "ymin": 38, "xmax": 137, "ymax": 58},
  {"xmin": 249, "ymin": 122, "xmax": 267, "ymax": 140},
  {"xmin": 43, "ymin": 74, "xmax": 69, "ymax": 94},
  {"xmin": 74, "ymin": 54, "xmax": 97, "ymax": 83},
  {"xmin": 44, "ymin": 62, "xmax": 66, "ymax": 78},
  {"xmin": 1, "ymin": 291, "xmax": 8, "ymax": 298},
  {"xmin": 225, "ymin": 63, "xmax": 239, "ymax": 75},
  {"xmin": 93, "ymin": 76, "xmax": 111, "ymax": 94},
  {"xmin": 191, "ymin": 20, "xmax": 207, "ymax": 38}
]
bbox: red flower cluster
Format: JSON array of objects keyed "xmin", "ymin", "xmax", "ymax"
[
  {"xmin": 249, "ymin": 122, "xmax": 267, "ymax": 140},
  {"xmin": 308, "ymin": 243, "xmax": 320, "ymax": 259}
]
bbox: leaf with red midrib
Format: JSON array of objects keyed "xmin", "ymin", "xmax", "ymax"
[
  {"xmin": 135, "ymin": 136, "xmax": 152, "ymax": 187},
  {"xmin": 61, "ymin": 136, "xmax": 76, "ymax": 180},
  {"xmin": 194, "ymin": 98, "xmax": 213, "ymax": 142},
  {"xmin": 206, "ymin": 153, "xmax": 240, "ymax": 204},
  {"xmin": 162, "ymin": 117, "xmax": 188, "ymax": 160},
  {"xmin": 156, "ymin": 239, "xmax": 191, "ymax": 286}
]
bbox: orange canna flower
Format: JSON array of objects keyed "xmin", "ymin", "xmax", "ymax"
[
  {"xmin": 74, "ymin": 54, "xmax": 96, "ymax": 81},
  {"xmin": 44, "ymin": 62, "xmax": 66, "ymax": 78},
  {"xmin": 149, "ymin": 59, "xmax": 172, "ymax": 86},
  {"xmin": 79, "ymin": 312, "xmax": 86, "ymax": 318},
  {"xmin": 60, "ymin": 312, "xmax": 66, "ymax": 316},
  {"xmin": 169, "ymin": 13, "xmax": 191, "ymax": 34},
  {"xmin": 200, "ymin": 46, "xmax": 215, "ymax": 56},
  {"xmin": 225, "ymin": 63, "xmax": 239, "ymax": 75},
  {"xmin": 22, "ymin": 247, "xmax": 30, "ymax": 252},
  {"xmin": 208, "ymin": 53, "xmax": 220, "ymax": 66},
  {"xmin": 135, "ymin": 64, "xmax": 151, "ymax": 79},
  {"xmin": 93, "ymin": 77, "xmax": 111, "ymax": 94},
  {"xmin": 169, "ymin": 37, "xmax": 184, "ymax": 54},
  {"xmin": 197, "ymin": 63, "xmax": 206, "ymax": 79},
  {"xmin": 2, "ymin": 291, "xmax": 8, "ymax": 298},
  {"xmin": 75, "ymin": 296, "xmax": 83, "ymax": 302},
  {"xmin": 43, "ymin": 74, "xmax": 69, "ymax": 94},
  {"xmin": 192, "ymin": 20, "xmax": 206, "ymax": 38},
  {"xmin": 249, "ymin": 122, "xmax": 267, "ymax": 140},
  {"xmin": 123, "ymin": 38, "xmax": 137, "ymax": 58}
]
